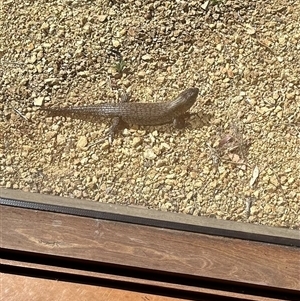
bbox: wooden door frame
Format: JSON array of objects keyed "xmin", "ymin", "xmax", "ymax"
[{"xmin": 1, "ymin": 189, "xmax": 299, "ymax": 300}]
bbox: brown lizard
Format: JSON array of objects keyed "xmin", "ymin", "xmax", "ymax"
[{"xmin": 41, "ymin": 87, "xmax": 199, "ymax": 140}]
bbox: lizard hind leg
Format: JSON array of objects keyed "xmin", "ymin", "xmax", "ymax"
[
  {"xmin": 107, "ymin": 90, "xmax": 130, "ymax": 143},
  {"xmin": 108, "ymin": 117, "xmax": 129, "ymax": 143}
]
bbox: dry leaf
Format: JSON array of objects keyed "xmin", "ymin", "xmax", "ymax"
[
  {"xmin": 218, "ymin": 135, "xmax": 233, "ymax": 147},
  {"xmin": 245, "ymin": 24, "xmax": 256, "ymax": 35},
  {"xmin": 228, "ymin": 153, "xmax": 246, "ymax": 170},
  {"xmin": 259, "ymin": 38, "xmax": 272, "ymax": 47},
  {"xmin": 228, "ymin": 153, "xmax": 240, "ymax": 163},
  {"xmin": 250, "ymin": 165, "xmax": 259, "ymax": 187}
]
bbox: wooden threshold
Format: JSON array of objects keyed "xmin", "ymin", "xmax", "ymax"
[
  {"xmin": 0, "ymin": 188, "xmax": 299, "ymax": 300},
  {"xmin": 1, "ymin": 273, "xmax": 187, "ymax": 301}
]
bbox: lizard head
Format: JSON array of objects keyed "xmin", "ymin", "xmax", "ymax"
[{"xmin": 169, "ymin": 87, "xmax": 199, "ymax": 114}]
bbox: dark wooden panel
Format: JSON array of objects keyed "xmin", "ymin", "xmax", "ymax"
[
  {"xmin": 0, "ymin": 257, "xmax": 208, "ymax": 296},
  {"xmin": 1, "ymin": 205, "xmax": 299, "ymax": 292},
  {"xmin": 1, "ymin": 189, "xmax": 298, "ymax": 246}
]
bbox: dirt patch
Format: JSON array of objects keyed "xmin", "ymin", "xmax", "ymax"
[{"xmin": 1, "ymin": 0, "xmax": 299, "ymax": 228}]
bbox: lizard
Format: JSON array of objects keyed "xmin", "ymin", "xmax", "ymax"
[{"xmin": 41, "ymin": 87, "xmax": 199, "ymax": 140}]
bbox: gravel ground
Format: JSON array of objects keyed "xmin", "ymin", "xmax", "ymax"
[{"xmin": 1, "ymin": 0, "xmax": 299, "ymax": 229}]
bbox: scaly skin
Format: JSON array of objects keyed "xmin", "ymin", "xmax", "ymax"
[{"xmin": 41, "ymin": 87, "xmax": 199, "ymax": 139}]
